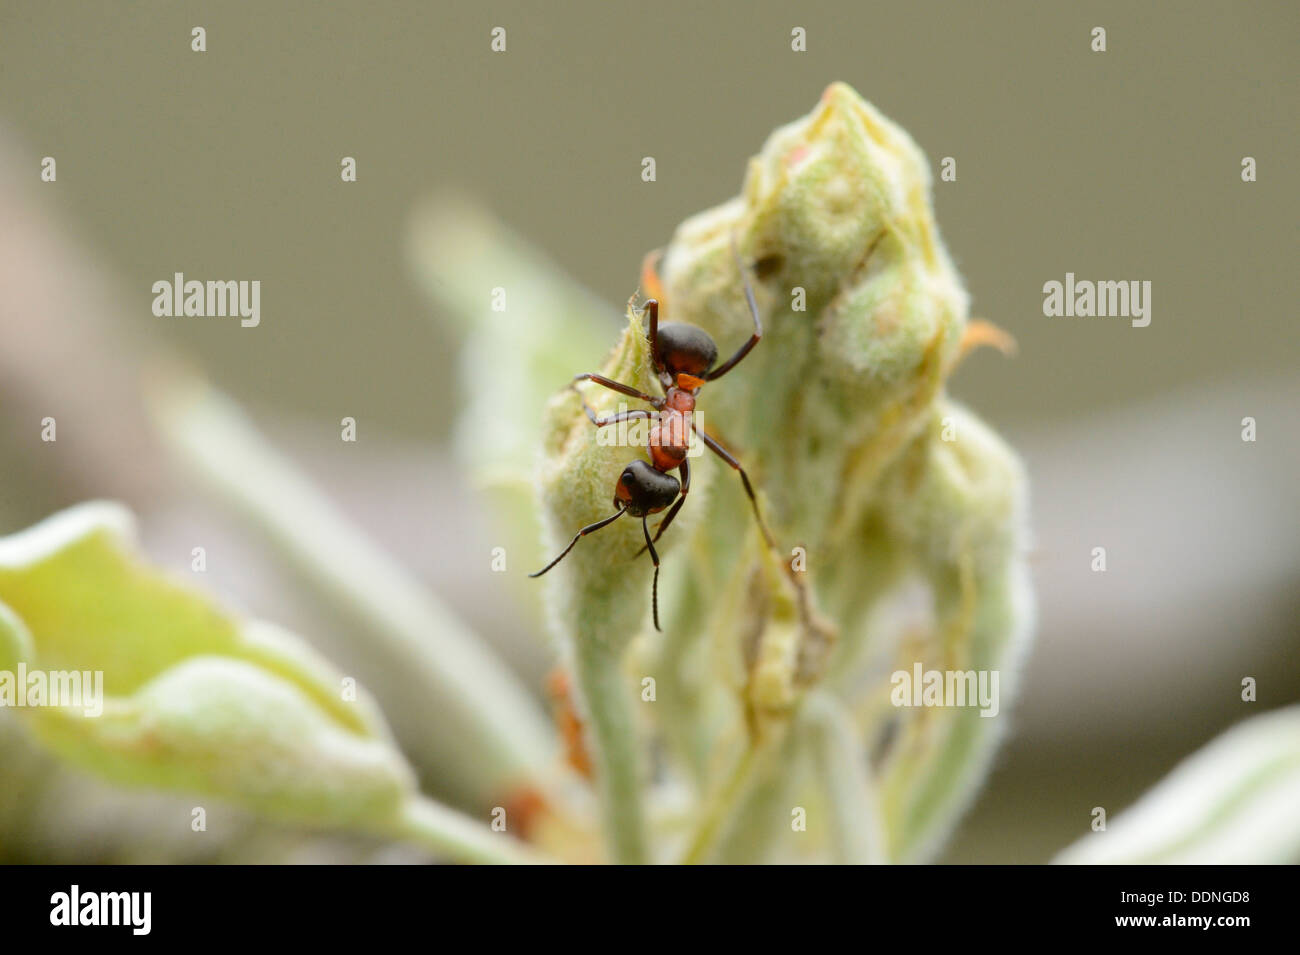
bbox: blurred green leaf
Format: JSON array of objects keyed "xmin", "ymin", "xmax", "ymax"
[
  {"xmin": 1055, "ymin": 706, "xmax": 1300, "ymax": 864},
  {"xmin": 408, "ymin": 193, "xmax": 617, "ymax": 603},
  {"xmin": 0, "ymin": 502, "xmax": 545, "ymax": 863}
]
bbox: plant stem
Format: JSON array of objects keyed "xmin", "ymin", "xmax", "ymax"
[
  {"xmin": 680, "ymin": 742, "xmax": 763, "ymax": 864},
  {"xmin": 804, "ymin": 690, "xmax": 885, "ymax": 864},
  {"xmin": 393, "ymin": 795, "xmax": 553, "ymax": 865},
  {"xmin": 572, "ymin": 638, "xmax": 648, "ymax": 864}
]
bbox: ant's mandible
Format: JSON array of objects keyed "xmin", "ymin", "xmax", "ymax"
[{"xmin": 530, "ymin": 237, "xmax": 775, "ymax": 631}]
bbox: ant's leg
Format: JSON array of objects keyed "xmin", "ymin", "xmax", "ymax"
[
  {"xmin": 695, "ymin": 425, "xmax": 775, "ymax": 549},
  {"xmin": 571, "ymin": 387, "xmax": 653, "ymax": 429},
  {"xmin": 642, "ymin": 515, "xmax": 662, "ymax": 632},
  {"xmin": 572, "ymin": 373, "xmax": 663, "ymax": 408},
  {"xmin": 637, "ymin": 457, "xmax": 689, "ymax": 555},
  {"xmin": 704, "ymin": 234, "xmax": 762, "ymax": 381},
  {"xmin": 530, "ymin": 509, "xmax": 626, "ymax": 578},
  {"xmin": 640, "ymin": 298, "xmax": 663, "ymax": 377}
]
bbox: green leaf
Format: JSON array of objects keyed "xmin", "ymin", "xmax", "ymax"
[
  {"xmin": 0, "ymin": 502, "xmax": 548, "ymax": 862},
  {"xmin": 0, "ymin": 501, "xmax": 408, "ymax": 825},
  {"xmin": 0, "ymin": 597, "xmax": 33, "ymax": 674}
]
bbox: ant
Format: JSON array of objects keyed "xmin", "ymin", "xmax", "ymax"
[{"xmin": 530, "ymin": 237, "xmax": 774, "ymax": 631}]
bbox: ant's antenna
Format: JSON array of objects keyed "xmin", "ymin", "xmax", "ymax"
[
  {"xmin": 641, "ymin": 515, "xmax": 661, "ymax": 631},
  {"xmin": 732, "ymin": 232, "xmax": 760, "ymax": 330},
  {"xmin": 705, "ymin": 234, "xmax": 762, "ymax": 382},
  {"xmin": 529, "ymin": 508, "xmax": 626, "ymax": 578}
]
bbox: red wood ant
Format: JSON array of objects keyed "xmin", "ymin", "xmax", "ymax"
[{"xmin": 530, "ymin": 238, "xmax": 774, "ymax": 631}]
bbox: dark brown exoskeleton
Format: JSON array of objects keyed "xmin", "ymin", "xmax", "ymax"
[{"xmin": 530, "ymin": 238, "xmax": 774, "ymax": 631}]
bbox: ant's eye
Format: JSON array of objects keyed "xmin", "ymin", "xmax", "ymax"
[{"xmin": 621, "ymin": 470, "xmax": 635, "ymax": 485}]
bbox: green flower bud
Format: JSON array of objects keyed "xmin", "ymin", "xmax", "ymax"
[
  {"xmin": 431, "ymin": 82, "xmax": 1033, "ymax": 863},
  {"xmin": 870, "ymin": 401, "xmax": 1034, "ymax": 861},
  {"xmin": 655, "ymin": 81, "xmax": 968, "ymax": 555},
  {"xmin": 625, "ymin": 82, "xmax": 1029, "ymax": 860}
]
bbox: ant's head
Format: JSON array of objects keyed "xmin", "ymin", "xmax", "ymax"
[
  {"xmin": 614, "ymin": 460, "xmax": 680, "ymax": 517},
  {"xmin": 655, "ymin": 322, "xmax": 717, "ymax": 391}
]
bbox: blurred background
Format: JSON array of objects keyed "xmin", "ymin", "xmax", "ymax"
[{"xmin": 0, "ymin": 1, "xmax": 1296, "ymax": 862}]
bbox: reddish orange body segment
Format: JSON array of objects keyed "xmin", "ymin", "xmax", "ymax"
[
  {"xmin": 647, "ymin": 385, "xmax": 696, "ymax": 473},
  {"xmin": 648, "ymin": 409, "xmax": 690, "ymax": 471},
  {"xmin": 664, "ymin": 388, "xmax": 695, "ymax": 413}
]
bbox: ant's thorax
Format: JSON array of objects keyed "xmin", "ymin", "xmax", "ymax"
[
  {"xmin": 662, "ymin": 385, "xmax": 697, "ymax": 413},
  {"xmin": 648, "ymin": 389, "xmax": 694, "ymax": 473}
]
